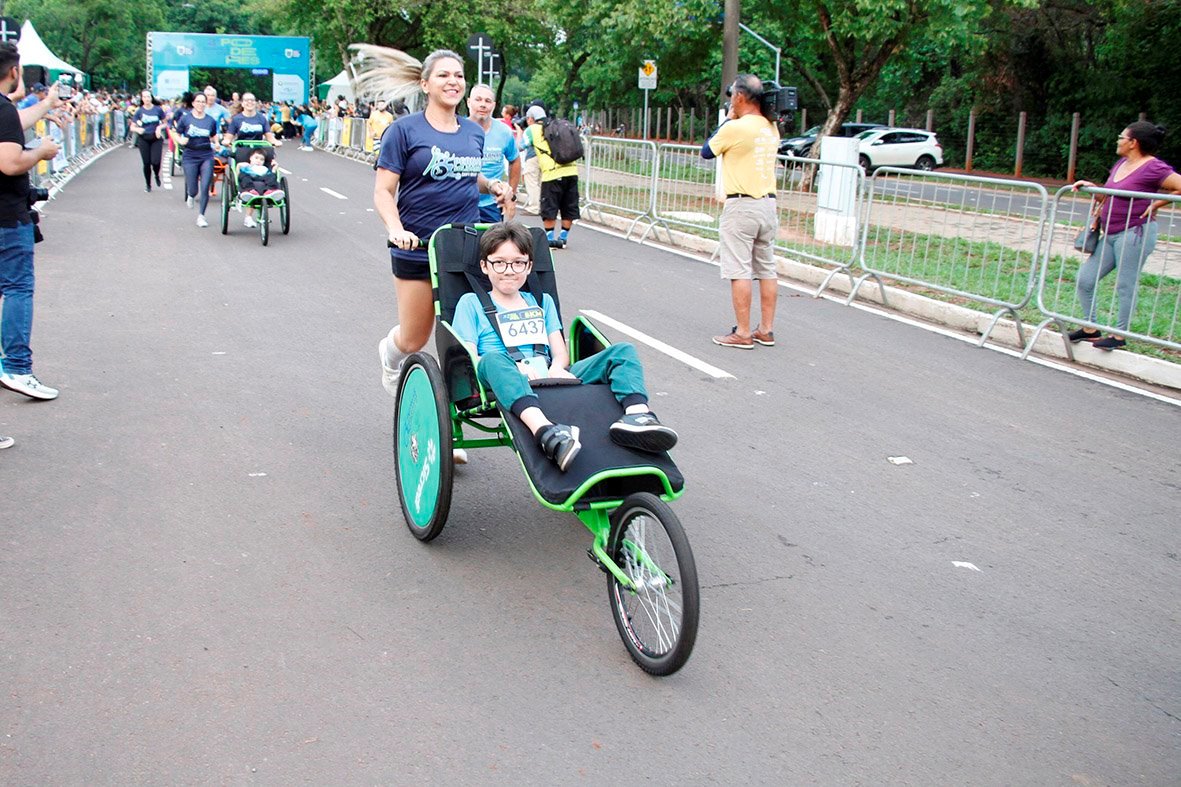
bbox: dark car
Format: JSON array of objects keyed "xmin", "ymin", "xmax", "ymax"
[{"xmin": 779, "ymin": 122, "xmax": 885, "ymax": 158}]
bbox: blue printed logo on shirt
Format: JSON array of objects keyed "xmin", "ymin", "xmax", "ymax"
[{"xmin": 423, "ymin": 145, "xmax": 482, "ymax": 180}]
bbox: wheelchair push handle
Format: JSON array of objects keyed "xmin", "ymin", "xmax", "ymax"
[{"xmin": 387, "ymin": 235, "xmax": 428, "ymax": 250}]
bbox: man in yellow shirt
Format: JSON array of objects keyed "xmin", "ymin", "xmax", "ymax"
[
  {"xmin": 525, "ymin": 105, "xmax": 579, "ymax": 249},
  {"xmin": 702, "ymin": 74, "xmax": 780, "ymax": 349},
  {"xmin": 368, "ymin": 98, "xmax": 393, "ymax": 146}
]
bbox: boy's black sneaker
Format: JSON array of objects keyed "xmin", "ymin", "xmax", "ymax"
[
  {"xmin": 610, "ymin": 413, "xmax": 678, "ymax": 453},
  {"xmin": 548, "ymin": 237, "xmax": 565, "ymax": 249},
  {"xmin": 538, "ymin": 424, "xmax": 581, "ymax": 471}
]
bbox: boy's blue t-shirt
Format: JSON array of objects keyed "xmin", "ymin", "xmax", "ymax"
[
  {"xmin": 174, "ymin": 112, "xmax": 218, "ymax": 160},
  {"xmin": 451, "ymin": 291, "xmax": 561, "ymax": 359},
  {"xmin": 376, "ymin": 112, "xmax": 484, "ymax": 265},
  {"xmin": 228, "ymin": 112, "xmax": 269, "ymax": 140},
  {"xmin": 478, "ymin": 121, "xmax": 518, "ymax": 210}
]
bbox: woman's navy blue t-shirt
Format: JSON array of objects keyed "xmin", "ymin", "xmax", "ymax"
[
  {"xmin": 175, "ymin": 112, "xmax": 218, "ymax": 160},
  {"xmin": 133, "ymin": 106, "xmax": 166, "ymax": 139},
  {"xmin": 376, "ymin": 112, "xmax": 484, "ymax": 265},
  {"xmin": 228, "ymin": 112, "xmax": 270, "ymax": 141}
]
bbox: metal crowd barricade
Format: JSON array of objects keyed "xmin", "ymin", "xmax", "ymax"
[
  {"xmin": 26, "ymin": 111, "xmax": 123, "ymax": 192},
  {"xmin": 854, "ymin": 167, "xmax": 1049, "ymax": 346},
  {"xmin": 776, "ymin": 154, "xmax": 865, "ymax": 287},
  {"xmin": 649, "ymin": 142, "xmax": 718, "ymax": 244},
  {"xmin": 1028, "ymin": 186, "xmax": 1180, "ymax": 358},
  {"xmin": 581, "ymin": 136, "xmax": 659, "ymax": 239}
]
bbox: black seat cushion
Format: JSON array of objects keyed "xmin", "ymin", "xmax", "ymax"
[
  {"xmin": 431, "ymin": 225, "xmax": 560, "ymax": 326},
  {"xmin": 500, "ymin": 383, "xmax": 684, "ymax": 507}
]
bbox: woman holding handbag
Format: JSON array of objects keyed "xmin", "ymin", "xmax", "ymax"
[{"xmin": 1069, "ymin": 122, "xmax": 1181, "ymax": 350}]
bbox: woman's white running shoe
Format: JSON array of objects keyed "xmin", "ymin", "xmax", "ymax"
[{"xmin": 196, "ymin": 215, "xmax": 209, "ymax": 228}]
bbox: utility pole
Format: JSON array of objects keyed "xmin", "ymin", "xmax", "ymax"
[{"xmin": 721, "ymin": 0, "xmax": 739, "ymax": 108}]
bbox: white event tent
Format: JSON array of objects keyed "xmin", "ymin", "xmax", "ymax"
[
  {"xmin": 17, "ymin": 20, "xmax": 85, "ymax": 79},
  {"xmin": 317, "ymin": 69, "xmax": 354, "ymax": 103}
]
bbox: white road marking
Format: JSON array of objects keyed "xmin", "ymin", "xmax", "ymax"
[
  {"xmin": 320, "ymin": 187, "xmax": 348, "ymax": 200},
  {"xmin": 580, "ymin": 309, "xmax": 734, "ymax": 379},
  {"xmin": 581, "ymin": 223, "xmax": 1181, "ymax": 407},
  {"xmin": 952, "ymin": 561, "xmax": 981, "ymax": 572}
]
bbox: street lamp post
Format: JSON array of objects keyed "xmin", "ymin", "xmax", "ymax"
[{"xmin": 739, "ymin": 22, "xmax": 781, "ymax": 85}]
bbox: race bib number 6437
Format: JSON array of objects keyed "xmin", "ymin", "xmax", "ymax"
[{"xmin": 497, "ymin": 307, "xmax": 548, "ymax": 348}]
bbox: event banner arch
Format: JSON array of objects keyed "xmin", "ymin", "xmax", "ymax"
[{"xmin": 147, "ymin": 32, "xmax": 312, "ymax": 103}]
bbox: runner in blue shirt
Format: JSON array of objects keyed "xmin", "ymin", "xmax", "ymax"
[
  {"xmin": 202, "ymin": 85, "xmax": 230, "ymax": 133},
  {"xmin": 130, "ymin": 89, "xmax": 166, "ymax": 192},
  {"xmin": 466, "ymin": 84, "xmax": 520, "ymax": 223},
  {"xmin": 372, "ymin": 49, "xmax": 512, "ymax": 410},
  {"xmin": 174, "ymin": 93, "xmax": 218, "ymax": 227}
]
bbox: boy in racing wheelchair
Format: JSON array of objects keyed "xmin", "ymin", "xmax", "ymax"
[
  {"xmin": 451, "ymin": 222, "xmax": 678, "ymax": 472},
  {"xmin": 237, "ymin": 148, "xmax": 285, "ymax": 202}
]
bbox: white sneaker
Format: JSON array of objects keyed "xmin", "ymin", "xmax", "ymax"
[
  {"xmin": 0, "ymin": 435, "xmax": 14, "ymax": 449},
  {"xmin": 196, "ymin": 215, "xmax": 208, "ymax": 228},
  {"xmin": 453, "ymin": 448, "xmax": 468, "ymax": 465},
  {"xmin": 185, "ymin": 196, "xmax": 193, "ymax": 208},
  {"xmin": 0, "ymin": 372, "xmax": 59, "ymax": 400},
  {"xmin": 378, "ymin": 336, "xmax": 403, "ymax": 396},
  {"xmin": 244, "ymin": 215, "xmax": 257, "ymax": 228}
]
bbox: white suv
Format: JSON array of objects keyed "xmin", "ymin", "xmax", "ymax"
[{"xmin": 855, "ymin": 128, "xmax": 943, "ymax": 173}]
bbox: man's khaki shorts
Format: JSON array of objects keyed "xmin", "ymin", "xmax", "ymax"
[{"xmin": 718, "ymin": 197, "xmax": 778, "ymax": 279}]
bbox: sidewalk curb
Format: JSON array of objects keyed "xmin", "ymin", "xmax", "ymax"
[{"xmin": 586, "ymin": 212, "xmax": 1181, "ymax": 394}]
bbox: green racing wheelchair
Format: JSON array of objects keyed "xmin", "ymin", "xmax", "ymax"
[
  {"xmin": 391, "ymin": 224, "xmax": 700, "ymax": 676},
  {"xmin": 219, "ymin": 140, "xmax": 291, "ymax": 246}
]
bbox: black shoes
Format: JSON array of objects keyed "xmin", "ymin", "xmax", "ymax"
[
  {"xmin": 538, "ymin": 424, "xmax": 581, "ymax": 471},
  {"xmin": 610, "ymin": 412, "xmax": 678, "ymax": 453},
  {"xmin": 1068, "ymin": 328, "xmax": 1101, "ymax": 343},
  {"xmin": 1092, "ymin": 335, "xmax": 1126, "ymax": 351}
]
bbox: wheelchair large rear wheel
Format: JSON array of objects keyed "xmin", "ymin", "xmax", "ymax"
[
  {"xmin": 219, "ymin": 179, "xmax": 230, "ymax": 234},
  {"xmin": 279, "ymin": 176, "xmax": 290, "ymax": 234},
  {"xmin": 607, "ymin": 492, "xmax": 699, "ymax": 675},
  {"xmin": 393, "ymin": 353, "xmax": 454, "ymax": 542}
]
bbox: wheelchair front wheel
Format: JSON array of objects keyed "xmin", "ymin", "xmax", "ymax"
[
  {"xmin": 607, "ymin": 492, "xmax": 699, "ymax": 676},
  {"xmin": 393, "ymin": 353, "xmax": 454, "ymax": 542},
  {"xmin": 259, "ymin": 201, "xmax": 269, "ymax": 246}
]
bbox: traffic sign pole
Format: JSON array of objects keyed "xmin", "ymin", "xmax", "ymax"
[{"xmin": 643, "ymin": 89, "xmax": 649, "ymax": 140}]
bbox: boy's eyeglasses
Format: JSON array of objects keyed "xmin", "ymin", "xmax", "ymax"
[{"xmin": 485, "ymin": 258, "xmax": 530, "ymax": 273}]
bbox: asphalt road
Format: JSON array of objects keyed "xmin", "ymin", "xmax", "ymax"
[{"xmin": 2, "ymin": 145, "xmax": 1178, "ymax": 784}]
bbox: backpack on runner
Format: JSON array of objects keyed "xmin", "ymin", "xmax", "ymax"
[{"xmin": 542, "ymin": 117, "xmax": 584, "ymax": 165}]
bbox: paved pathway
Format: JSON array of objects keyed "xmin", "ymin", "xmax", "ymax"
[{"xmin": 2, "ymin": 146, "xmax": 1178, "ymax": 782}]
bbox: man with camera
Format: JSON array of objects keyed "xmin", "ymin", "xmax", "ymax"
[
  {"xmin": 0, "ymin": 42, "xmax": 63, "ymax": 404},
  {"xmin": 701, "ymin": 73, "xmax": 781, "ymax": 349}
]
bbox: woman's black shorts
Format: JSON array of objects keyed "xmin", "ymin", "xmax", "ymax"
[{"xmin": 391, "ymin": 253, "xmax": 431, "ymax": 281}]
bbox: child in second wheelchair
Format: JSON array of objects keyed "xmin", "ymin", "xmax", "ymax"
[
  {"xmin": 238, "ymin": 149, "xmax": 284, "ymax": 201},
  {"xmin": 450, "ymin": 222, "xmax": 677, "ymax": 472}
]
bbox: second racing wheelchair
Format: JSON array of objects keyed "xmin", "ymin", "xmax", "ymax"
[
  {"xmin": 219, "ymin": 140, "xmax": 291, "ymax": 245},
  {"xmin": 391, "ymin": 224, "xmax": 700, "ymax": 676}
]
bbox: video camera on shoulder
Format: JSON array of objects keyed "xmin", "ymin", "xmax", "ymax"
[{"xmin": 759, "ymin": 81, "xmax": 798, "ymax": 124}]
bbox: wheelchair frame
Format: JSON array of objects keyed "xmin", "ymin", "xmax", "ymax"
[
  {"xmin": 219, "ymin": 140, "xmax": 291, "ymax": 245},
  {"xmin": 390, "ymin": 223, "xmax": 699, "ymax": 675}
]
